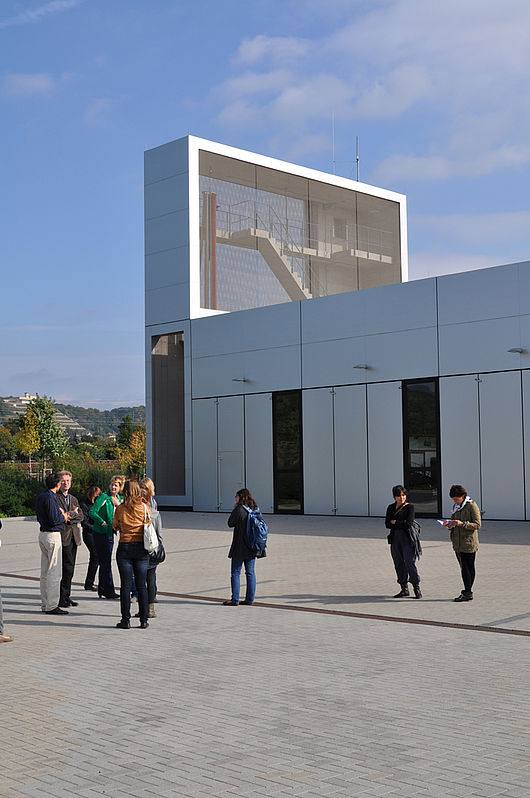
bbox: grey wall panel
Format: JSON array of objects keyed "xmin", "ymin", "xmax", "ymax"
[
  {"xmin": 145, "ymin": 247, "xmax": 189, "ymax": 292},
  {"xmin": 303, "ymin": 389, "xmax": 335, "ymax": 514},
  {"xmin": 145, "ymin": 209, "xmax": 189, "ymax": 255},
  {"xmin": 367, "ymin": 382, "xmax": 403, "ymax": 515},
  {"xmin": 362, "ymin": 278, "xmax": 437, "ymax": 335},
  {"xmin": 244, "ymin": 394, "xmax": 274, "ymax": 513},
  {"xmin": 302, "ymin": 337, "xmax": 367, "ymax": 388},
  {"xmin": 217, "ymin": 396, "xmax": 245, "ymax": 512},
  {"xmin": 301, "ymin": 291, "xmax": 366, "ymax": 344},
  {"xmin": 522, "ymin": 371, "xmax": 530, "ymax": 520},
  {"xmin": 144, "ymin": 172, "xmax": 189, "ymax": 219},
  {"xmin": 192, "ymin": 346, "xmax": 301, "ymax": 398},
  {"xmin": 479, "ymin": 371, "xmax": 524, "ymax": 520},
  {"xmin": 145, "ymin": 283, "xmax": 190, "ymax": 326},
  {"xmin": 439, "ymin": 375, "xmax": 481, "ymax": 515},
  {"xmin": 144, "ymin": 137, "xmax": 188, "ymax": 185},
  {"xmin": 437, "ymin": 263, "xmax": 519, "ymax": 324},
  {"xmin": 300, "ymin": 277, "xmax": 437, "ymax": 344},
  {"xmin": 438, "ymin": 316, "xmax": 521, "ymax": 376},
  {"xmin": 302, "ymin": 327, "xmax": 438, "ymax": 389},
  {"xmin": 364, "ymin": 327, "xmax": 438, "ymax": 382},
  {"xmin": 192, "ymin": 302, "xmax": 301, "ymax": 358},
  {"xmin": 334, "ymin": 385, "xmax": 368, "ymax": 515},
  {"xmin": 192, "ymin": 399, "xmax": 218, "ymax": 511}
]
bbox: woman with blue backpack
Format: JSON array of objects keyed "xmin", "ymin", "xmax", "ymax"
[{"xmin": 223, "ymin": 488, "xmax": 267, "ymax": 606}]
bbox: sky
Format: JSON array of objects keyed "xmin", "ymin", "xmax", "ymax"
[{"xmin": 1, "ymin": 0, "xmax": 530, "ymax": 409}]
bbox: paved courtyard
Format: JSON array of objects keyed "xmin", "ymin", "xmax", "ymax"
[{"xmin": 1, "ymin": 512, "xmax": 529, "ymax": 797}]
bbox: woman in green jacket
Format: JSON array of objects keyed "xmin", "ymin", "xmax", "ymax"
[
  {"xmin": 89, "ymin": 475, "xmax": 123, "ymax": 599},
  {"xmin": 448, "ymin": 484, "xmax": 481, "ymax": 602}
]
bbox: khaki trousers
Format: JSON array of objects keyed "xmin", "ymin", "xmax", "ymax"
[{"xmin": 39, "ymin": 531, "xmax": 62, "ymax": 612}]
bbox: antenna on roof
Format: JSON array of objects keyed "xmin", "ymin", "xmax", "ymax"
[
  {"xmin": 356, "ymin": 135, "xmax": 360, "ymax": 182},
  {"xmin": 331, "ymin": 112, "xmax": 335, "ymax": 174}
]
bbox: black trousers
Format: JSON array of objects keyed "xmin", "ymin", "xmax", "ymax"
[
  {"xmin": 390, "ymin": 528, "xmax": 420, "ymax": 586},
  {"xmin": 60, "ymin": 539, "xmax": 78, "ymax": 603},
  {"xmin": 82, "ymin": 529, "xmax": 99, "ymax": 588},
  {"xmin": 456, "ymin": 551, "xmax": 476, "ymax": 593}
]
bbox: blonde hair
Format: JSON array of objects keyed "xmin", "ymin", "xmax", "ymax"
[
  {"xmin": 110, "ymin": 474, "xmax": 125, "ymax": 492},
  {"xmin": 123, "ymin": 479, "xmax": 143, "ymax": 508},
  {"xmin": 140, "ymin": 477, "xmax": 155, "ymax": 497}
]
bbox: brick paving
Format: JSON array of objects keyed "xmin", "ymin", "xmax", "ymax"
[{"xmin": 1, "ymin": 513, "xmax": 529, "ymax": 797}]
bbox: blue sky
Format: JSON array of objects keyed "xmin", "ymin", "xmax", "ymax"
[{"xmin": 1, "ymin": 0, "xmax": 529, "ymax": 408}]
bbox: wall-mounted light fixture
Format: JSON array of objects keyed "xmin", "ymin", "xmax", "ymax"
[
  {"xmin": 507, "ymin": 348, "xmax": 527, "ymax": 354},
  {"xmin": 232, "ymin": 377, "xmax": 249, "ymax": 382},
  {"xmin": 353, "ymin": 364, "xmax": 370, "ymax": 370}
]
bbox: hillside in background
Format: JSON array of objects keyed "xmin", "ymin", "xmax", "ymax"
[
  {"xmin": 0, "ymin": 398, "xmax": 144, "ymax": 438},
  {"xmin": 54, "ymin": 404, "xmax": 145, "ymax": 437}
]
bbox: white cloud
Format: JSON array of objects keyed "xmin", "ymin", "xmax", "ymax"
[
  {"xmin": 215, "ymin": 0, "xmax": 530, "ymax": 177},
  {"xmin": 235, "ymin": 35, "xmax": 309, "ymax": 66},
  {"xmin": 2, "ymin": 72, "xmax": 56, "ymax": 96},
  {"xmin": 83, "ymin": 97, "xmax": 113, "ymax": 126},
  {"xmin": 0, "ymin": 0, "xmax": 84, "ymax": 30}
]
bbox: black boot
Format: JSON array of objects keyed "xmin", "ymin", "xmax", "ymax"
[
  {"xmin": 394, "ymin": 585, "xmax": 410, "ymax": 598},
  {"xmin": 413, "ymin": 584, "xmax": 422, "ymax": 599}
]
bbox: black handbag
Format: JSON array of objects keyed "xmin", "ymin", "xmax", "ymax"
[{"xmin": 149, "ymin": 542, "xmax": 166, "ymax": 565}]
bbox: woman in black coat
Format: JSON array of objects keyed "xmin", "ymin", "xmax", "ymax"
[
  {"xmin": 79, "ymin": 486, "xmax": 102, "ymax": 591},
  {"xmin": 385, "ymin": 484, "xmax": 421, "ymax": 599},
  {"xmin": 223, "ymin": 488, "xmax": 258, "ymax": 606}
]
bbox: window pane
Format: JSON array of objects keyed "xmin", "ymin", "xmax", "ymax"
[
  {"xmin": 151, "ymin": 333, "xmax": 185, "ymax": 496},
  {"xmin": 403, "ymin": 380, "xmax": 440, "ymax": 516},
  {"xmin": 273, "ymin": 392, "xmax": 303, "ymax": 513}
]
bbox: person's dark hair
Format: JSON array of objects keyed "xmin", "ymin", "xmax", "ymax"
[
  {"xmin": 449, "ymin": 484, "xmax": 467, "ymax": 499},
  {"xmin": 392, "ymin": 485, "xmax": 407, "ymax": 498},
  {"xmin": 45, "ymin": 473, "xmax": 61, "ymax": 490},
  {"xmin": 235, "ymin": 488, "xmax": 257, "ymax": 510},
  {"xmin": 87, "ymin": 486, "xmax": 102, "ymax": 504}
]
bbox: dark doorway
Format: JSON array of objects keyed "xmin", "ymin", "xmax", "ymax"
[
  {"xmin": 402, "ymin": 378, "xmax": 441, "ymax": 517},
  {"xmin": 272, "ymin": 391, "xmax": 303, "ymax": 513}
]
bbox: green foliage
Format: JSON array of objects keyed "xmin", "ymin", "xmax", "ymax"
[
  {"xmin": 53, "ymin": 449, "xmax": 120, "ymax": 499},
  {"xmin": 0, "ymin": 464, "xmax": 42, "ymax": 516},
  {"xmin": 119, "ymin": 427, "xmax": 146, "ymax": 478},
  {"xmin": 117, "ymin": 414, "xmax": 137, "ymax": 447},
  {"xmin": 30, "ymin": 396, "xmax": 68, "ymax": 461},
  {"xmin": 16, "ymin": 407, "xmax": 40, "ymax": 459},
  {"xmin": 0, "ymin": 427, "xmax": 17, "ymax": 461}
]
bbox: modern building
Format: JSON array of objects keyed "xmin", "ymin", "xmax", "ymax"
[{"xmin": 145, "ymin": 135, "xmax": 530, "ymax": 520}]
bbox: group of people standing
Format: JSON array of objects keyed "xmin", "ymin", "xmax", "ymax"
[
  {"xmin": 34, "ymin": 470, "xmax": 163, "ymax": 630},
  {"xmin": 385, "ymin": 483, "xmax": 482, "ymax": 601}
]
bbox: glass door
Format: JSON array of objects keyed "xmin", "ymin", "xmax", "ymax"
[
  {"xmin": 272, "ymin": 391, "xmax": 303, "ymax": 513},
  {"xmin": 402, "ymin": 379, "xmax": 440, "ymax": 517}
]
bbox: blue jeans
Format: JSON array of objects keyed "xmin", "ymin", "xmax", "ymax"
[
  {"xmin": 116, "ymin": 542, "xmax": 149, "ymax": 622},
  {"xmin": 230, "ymin": 557, "xmax": 256, "ymax": 603},
  {"xmin": 93, "ymin": 532, "xmax": 116, "ymax": 597}
]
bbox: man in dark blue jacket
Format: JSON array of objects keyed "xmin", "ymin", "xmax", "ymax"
[{"xmin": 35, "ymin": 473, "xmax": 69, "ymax": 615}]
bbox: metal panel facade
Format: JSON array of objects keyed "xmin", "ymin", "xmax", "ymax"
[
  {"xmin": 367, "ymin": 382, "xmax": 403, "ymax": 515},
  {"xmin": 302, "ymin": 389, "xmax": 335, "ymax": 514},
  {"xmin": 334, "ymin": 385, "xmax": 368, "ymax": 515},
  {"xmin": 244, "ymin": 394, "xmax": 274, "ymax": 513},
  {"xmin": 479, "ymin": 371, "xmax": 524, "ymax": 520}
]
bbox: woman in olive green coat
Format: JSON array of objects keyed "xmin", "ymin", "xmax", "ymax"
[{"xmin": 448, "ymin": 484, "xmax": 481, "ymax": 602}]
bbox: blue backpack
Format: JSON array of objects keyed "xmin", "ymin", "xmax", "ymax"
[{"xmin": 243, "ymin": 506, "xmax": 268, "ymax": 555}]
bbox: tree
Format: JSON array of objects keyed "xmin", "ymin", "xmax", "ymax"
[
  {"xmin": 15, "ymin": 407, "xmax": 40, "ymax": 475},
  {"xmin": 27, "ymin": 396, "xmax": 68, "ymax": 472},
  {"xmin": 0, "ymin": 426, "xmax": 17, "ymax": 462},
  {"xmin": 120, "ymin": 426, "xmax": 146, "ymax": 478},
  {"xmin": 117, "ymin": 414, "xmax": 137, "ymax": 447}
]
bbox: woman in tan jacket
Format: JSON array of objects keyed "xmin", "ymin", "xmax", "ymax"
[
  {"xmin": 448, "ymin": 484, "xmax": 481, "ymax": 602},
  {"xmin": 112, "ymin": 480, "xmax": 151, "ymax": 629}
]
